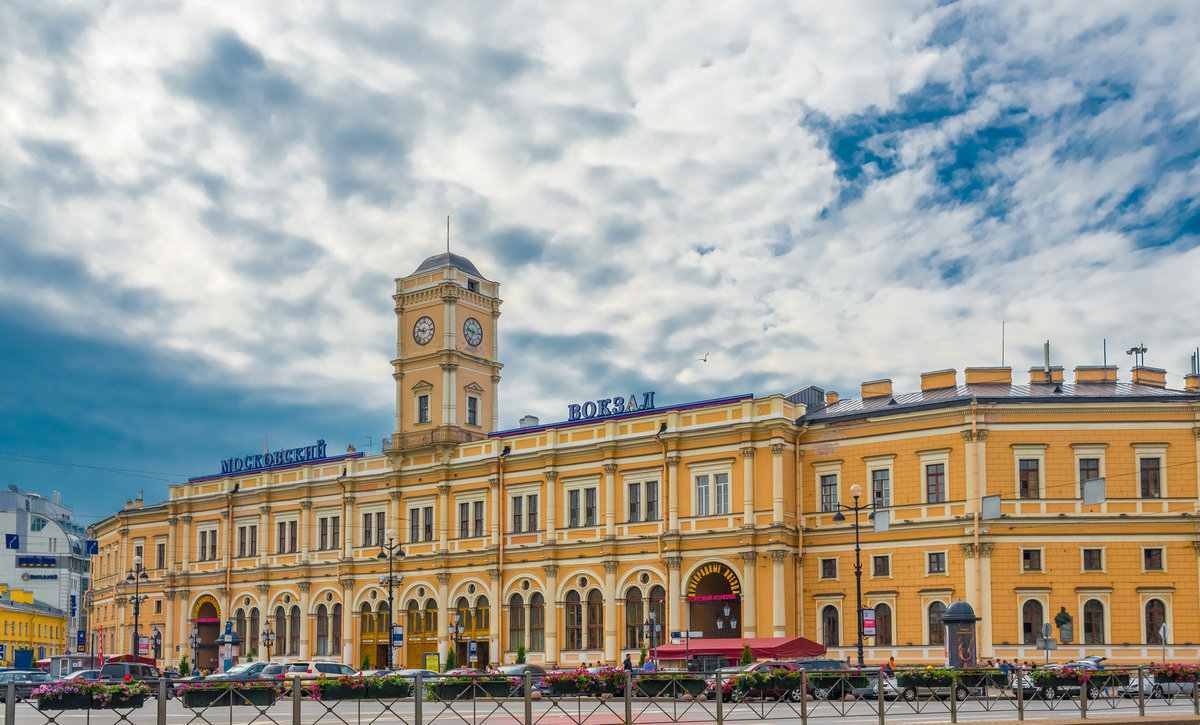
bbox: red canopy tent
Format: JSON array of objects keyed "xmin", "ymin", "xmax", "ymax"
[
  {"xmin": 655, "ymin": 636, "xmax": 825, "ymax": 660},
  {"xmin": 103, "ymin": 654, "xmax": 156, "ymax": 666}
]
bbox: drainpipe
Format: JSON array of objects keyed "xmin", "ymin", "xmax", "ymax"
[
  {"xmin": 655, "ymin": 423, "xmax": 669, "ymax": 560},
  {"xmin": 225, "ymin": 484, "xmax": 238, "ymax": 618},
  {"xmin": 970, "ymin": 401, "xmax": 982, "ymax": 609}
]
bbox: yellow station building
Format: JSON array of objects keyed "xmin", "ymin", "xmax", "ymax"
[
  {"xmin": 0, "ymin": 586, "xmax": 68, "ymax": 666},
  {"xmin": 88, "ymin": 253, "xmax": 1200, "ymax": 670}
]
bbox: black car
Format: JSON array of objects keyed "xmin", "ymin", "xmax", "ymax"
[
  {"xmin": 497, "ymin": 664, "xmax": 547, "ymax": 695},
  {"xmin": 0, "ymin": 671, "xmax": 51, "ymax": 701}
]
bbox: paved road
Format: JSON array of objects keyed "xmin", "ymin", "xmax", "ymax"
[{"xmin": 9, "ymin": 696, "xmax": 1199, "ymax": 724}]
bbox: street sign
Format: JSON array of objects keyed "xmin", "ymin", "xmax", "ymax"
[
  {"xmin": 391, "ymin": 625, "xmax": 404, "ymax": 646},
  {"xmin": 0, "ymin": 644, "xmax": 7, "ymax": 660},
  {"xmin": 137, "ymin": 637, "xmax": 149, "ymax": 655},
  {"xmin": 688, "ymin": 631, "xmax": 703, "ymax": 639},
  {"xmin": 85, "ymin": 539, "xmax": 100, "ymax": 556},
  {"xmin": 467, "ymin": 641, "xmax": 478, "ymax": 663},
  {"xmin": 76, "ymin": 630, "xmax": 86, "ymax": 649},
  {"xmin": 4, "ymin": 534, "xmax": 18, "ymax": 550},
  {"xmin": 669, "ymin": 630, "xmax": 681, "ymax": 640},
  {"xmin": 862, "ymin": 608, "xmax": 876, "ymax": 637}
]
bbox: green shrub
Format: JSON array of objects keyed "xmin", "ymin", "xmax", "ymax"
[
  {"xmin": 444, "ymin": 648, "xmax": 457, "ymax": 671},
  {"xmin": 516, "ymin": 645, "xmax": 526, "ymax": 664},
  {"xmin": 740, "ymin": 645, "xmax": 753, "ymax": 666},
  {"xmin": 179, "ymin": 655, "xmax": 190, "ymax": 677}
]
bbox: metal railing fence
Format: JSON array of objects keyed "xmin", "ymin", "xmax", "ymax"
[{"xmin": 6, "ymin": 665, "xmax": 1200, "ymax": 724}]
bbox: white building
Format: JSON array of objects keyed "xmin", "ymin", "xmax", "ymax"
[{"xmin": 0, "ymin": 486, "xmax": 90, "ymax": 653}]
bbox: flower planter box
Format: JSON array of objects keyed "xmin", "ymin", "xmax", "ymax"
[
  {"xmin": 182, "ymin": 688, "xmax": 278, "ymax": 708},
  {"xmin": 316, "ymin": 684, "xmax": 369, "ymax": 700},
  {"xmin": 37, "ymin": 693, "xmax": 147, "ymax": 710},
  {"xmin": 429, "ymin": 680, "xmax": 513, "ymax": 700},
  {"xmin": 634, "ymin": 677, "xmax": 706, "ymax": 698},
  {"xmin": 897, "ymin": 673, "xmax": 954, "ymax": 689},
  {"xmin": 369, "ymin": 681, "xmax": 413, "ymax": 699}
]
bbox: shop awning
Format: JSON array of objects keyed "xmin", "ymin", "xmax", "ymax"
[{"xmin": 654, "ymin": 636, "xmax": 825, "ymax": 660}]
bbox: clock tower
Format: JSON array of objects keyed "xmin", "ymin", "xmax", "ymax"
[{"xmin": 388, "ymin": 252, "xmax": 502, "ymax": 453}]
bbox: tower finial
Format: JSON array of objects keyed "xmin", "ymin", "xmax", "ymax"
[{"xmin": 447, "ymin": 215, "xmax": 451, "ymax": 255}]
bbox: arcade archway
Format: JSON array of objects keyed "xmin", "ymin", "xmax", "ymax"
[
  {"xmin": 686, "ymin": 562, "xmax": 742, "ymax": 639},
  {"xmin": 191, "ymin": 596, "xmax": 221, "ymax": 673}
]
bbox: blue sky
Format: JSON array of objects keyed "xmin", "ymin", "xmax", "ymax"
[{"xmin": 1, "ymin": 1, "xmax": 1198, "ymax": 522}]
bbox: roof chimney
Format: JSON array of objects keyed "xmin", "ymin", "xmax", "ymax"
[
  {"xmin": 518, "ymin": 415, "xmax": 540, "ymax": 428},
  {"xmin": 1185, "ymin": 374, "xmax": 1200, "ymax": 392},
  {"xmin": 860, "ymin": 379, "xmax": 893, "ymax": 399},
  {"xmin": 1131, "ymin": 366, "xmax": 1166, "ymax": 388},
  {"xmin": 1028, "ymin": 366, "xmax": 1064, "ymax": 385},
  {"xmin": 824, "ymin": 390, "xmax": 839, "ymax": 406},
  {"xmin": 920, "ymin": 369, "xmax": 957, "ymax": 392},
  {"xmin": 964, "ymin": 366, "xmax": 1012, "ymax": 385},
  {"xmin": 1074, "ymin": 365, "xmax": 1117, "ymax": 384}
]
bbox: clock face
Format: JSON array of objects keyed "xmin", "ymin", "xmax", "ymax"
[
  {"xmin": 412, "ymin": 316, "xmax": 435, "ymax": 345},
  {"xmin": 463, "ymin": 317, "xmax": 483, "ymax": 347}
]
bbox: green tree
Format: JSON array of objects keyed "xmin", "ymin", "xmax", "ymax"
[
  {"xmin": 361, "ymin": 653, "xmax": 371, "ymax": 670},
  {"xmin": 740, "ymin": 645, "xmax": 753, "ymax": 666},
  {"xmin": 516, "ymin": 645, "xmax": 526, "ymax": 664},
  {"xmin": 638, "ymin": 648, "xmax": 647, "ymax": 667},
  {"xmin": 444, "ymin": 648, "xmax": 457, "ymax": 671},
  {"xmin": 179, "ymin": 655, "xmax": 190, "ymax": 677}
]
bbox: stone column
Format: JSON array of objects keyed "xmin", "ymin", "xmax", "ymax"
[
  {"xmin": 438, "ymin": 483, "xmax": 450, "ymax": 552},
  {"xmin": 771, "ymin": 443, "xmax": 785, "ymax": 525},
  {"xmin": 603, "ymin": 560, "xmax": 618, "ymax": 663},
  {"xmin": 300, "ymin": 501, "xmax": 312, "ymax": 561},
  {"xmin": 603, "ymin": 463, "xmax": 617, "ymax": 537},
  {"xmin": 741, "ymin": 551, "xmax": 757, "ymax": 638},
  {"xmin": 176, "ymin": 589, "xmax": 190, "ymax": 663},
  {"xmin": 298, "ymin": 582, "xmax": 311, "ymax": 658},
  {"xmin": 978, "ymin": 543, "xmax": 994, "ymax": 657},
  {"xmin": 771, "ymin": 550, "xmax": 787, "ymax": 637},
  {"xmin": 667, "ymin": 455, "xmax": 681, "ymax": 531},
  {"xmin": 545, "ymin": 471, "xmax": 557, "ymax": 540},
  {"xmin": 180, "ymin": 515, "xmax": 192, "ymax": 569},
  {"xmin": 489, "ymin": 477, "xmax": 500, "ymax": 546},
  {"xmin": 741, "ymin": 447, "xmax": 756, "ymax": 528},
  {"xmin": 666, "ymin": 557, "xmax": 682, "ymax": 633},
  {"xmin": 389, "ymin": 490, "xmax": 401, "ymax": 542},
  {"xmin": 489, "ymin": 568, "xmax": 501, "ymax": 663},
  {"xmin": 490, "ymin": 370, "xmax": 502, "ymax": 433},
  {"xmin": 166, "ymin": 516, "xmax": 178, "ymax": 571},
  {"xmin": 543, "ymin": 565, "xmax": 559, "ymax": 667},
  {"xmin": 437, "ymin": 573, "xmax": 450, "ymax": 664},
  {"xmin": 164, "ymin": 590, "xmax": 175, "ymax": 660},
  {"xmin": 342, "ymin": 494, "xmax": 355, "ymax": 559},
  {"xmin": 258, "ymin": 505, "xmax": 270, "ymax": 567},
  {"xmin": 440, "ymin": 361, "xmax": 458, "ymax": 426},
  {"xmin": 341, "ymin": 579, "xmax": 354, "ymax": 663}
]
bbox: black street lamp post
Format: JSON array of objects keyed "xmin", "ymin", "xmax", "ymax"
[
  {"xmin": 376, "ymin": 530, "xmax": 404, "ymax": 670},
  {"xmin": 831, "ymin": 483, "xmax": 873, "ymax": 668},
  {"xmin": 125, "ymin": 554, "xmax": 149, "ymax": 656},
  {"xmin": 262, "ymin": 622, "xmax": 275, "ymax": 661},
  {"xmin": 188, "ymin": 627, "xmax": 199, "ymax": 672}
]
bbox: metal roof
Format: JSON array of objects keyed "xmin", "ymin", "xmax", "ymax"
[
  {"xmin": 802, "ymin": 382, "xmax": 1200, "ymax": 424},
  {"xmin": 413, "ymin": 252, "xmax": 484, "ymax": 278}
]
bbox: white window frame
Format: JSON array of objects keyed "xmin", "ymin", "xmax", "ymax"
[
  {"xmin": 235, "ymin": 517, "xmax": 257, "ymax": 559},
  {"xmin": 1080, "ymin": 546, "xmax": 1106, "ymax": 573},
  {"xmin": 1133, "ymin": 444, "xmax": 1168, "ymax": 498},
  {"xmin": 406, "ymin": 495, "xmax": 436, "ymax": 542},
  {"xmin": 1017, "ymin": 593, "xmax": 1050, "ymax": 645},
  {"xmin": 466, "ymin": 395, "xmax": 480, "ymax": 426},
  {"xmin": 870, "ymin": 553, "xmax": 891, "ymax": 578},
  {"xmin": 197, "ymin": 525, "xmax": 219, "ymax": 562},
  {"xmin": 1076, "ymin": 591, "xmax": 1112, "ymax": 645},
  {"xmin": 316, "ymin": 509, "xmax": 341, "ymax": 551},
  {"xmin": 455, "ymin": 492, "xmax": 487, "ymax": 539},
  {"xmin": 623, "ymin": 469, "xmax": 660, "ymax": 523},
  {"xmin": 563, "ymin": 476, "xmax": 600, "ymax": 529},
  {"xmin": 1141, "ymin": 545, "xmax": 1167, "ymax": 573},
  {"xmin": 357, "ymin": 505, "xmax": 386, "ymax": 548},
  {"xmin": 1020, "ymin": 546, "xmax": 1045, "ymax": 573},
  {"xmin": 1071, "ymin": 444, "xmax": 1107, "ymax": 498},
  {"xmin": 926, "ymin": 549, "xmax": 949, "ymax": 576},
  {"xmin": 1139, "ymin": 591, "xmax": 1173, "ymax": 644},
  {"xmin": 275, "ymin": 513, "xmax": 299, "ymax": 553},
  {"xmin": 864, "ymin": 455, "xmax": 894, "ymax": 509},
  {"xmin": 153, "ymin": 536, "xmax": 168, "ymax": 569},
  {"xmin": 819, "ymin": 557, "xmax": 838, "ymax": 580},
  {"xmin": 814, "ymin": 461, "xmax": 842, "ymax": 514},
  {"xmin": 505, "ymin": 483, "xmax": 537, "ymax": 534},
  {"xmin": 921, "ymin": 595, "xmax": 951, "ymax": 646},
  {"xmin": 918, "ymin": 449, "xmax": 951, "ymax": 504},
  {"xmin": 689, "ymin": 462, "xmax": 733, "ymax": 518},
  {"xmin": 1012, "ymin": 444, "xmax": 1047, "ymax": 499}
]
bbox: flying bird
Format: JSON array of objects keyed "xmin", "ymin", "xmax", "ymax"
[{"xmin": 698, "ymin": 352, "xmax": 710, "ymax": 363}]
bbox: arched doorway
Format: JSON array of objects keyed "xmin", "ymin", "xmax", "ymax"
[
  {"xmin": 686, "ymin": 563, "xmax": 742, "ymax": 639},
  {"xmin": 191, "ymin": 596, "xmax": 220, "ymax": 672}
]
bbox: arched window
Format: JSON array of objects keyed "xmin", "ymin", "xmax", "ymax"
[
  {"xmin": 424, "ymin": 598, "xmax": 438, "ymax": 635},
  {"xmin": 874, "ymin": 603, "xmax": 893, "ymax": 646},
  {"xmin": 509, "ymin": 594, "xmax": 525, "ymax": 650},
  {"xmin": 275, "ymin": 607, "xmax": 287, "ymax": 653},
  {"xmin": 476, "ymin": 596, "xmax": 490, "ymax": 632},
  {"xmin": 1083, "ymin": 600, "xmax": 1105, "ymax": 645},
  {"xmin": 361, "ymin": 602, "xmax": 374, "ymax": 634},
  {"xmin": 929, "ymin": 601, "xmax": 947, "ymax": 646},
  {"xmin": 565, "ymin": 591, "xmax": 582, "ymax": 650},
  {"xmin": 625, "ymin": 588, "xmax": 644, "ymax": 649},
  {"xmin": 406, "ymin": 600, "xmax": 420, "ymax": 634},
  {"xmin": 1021, "ymin": 600, "xmax": 1043, "ymax": 646},
  {"xmin": 821, "ymin": 605, "xmax": 839, "ymax": 647},
  {"xmin": 316, "ymin": 604, "xmax": 329, "ymax": 655},
  {"xmin": 289, "ymin": 605, "xmax": 301, "ymax": 655},
  {"xmin": 648, "ymin": 586, "xmax": 665, "ymax": 648},
  {"xmin": 586, "ymin": 590, "xmax": 603, "ymax": 650},
  {"xmin": 235, "ymin": 608, "xmax": 247, "ymax": 648},
  {"xmin": 332, "ymin": 603, "xmax": 342, "ymax": 654},
  {"xmin": 1146, "ymin": 599, "xmax": 1166, "ymax": 644},
  {"xmin": 249, "ymin": 608, "xmax": 260, "ymax": 653},
  {"xmin": 529, "ymin": 593, "xmax": 545, "ymax": 652}
]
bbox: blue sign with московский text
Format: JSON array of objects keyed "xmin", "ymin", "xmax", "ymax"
[
  {"xmin": 568, "ymin": 392, "xmax": 655, "ymax": 422},
  {"xmin": 220, "ymin": 440, "xmax": 327, "ymax": 475}
]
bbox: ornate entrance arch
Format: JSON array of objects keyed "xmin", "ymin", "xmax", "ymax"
[
  {"xmin": 686, "ymin": 562, "xmax": 742, "ymax": 639},
  {"xmin": 190, "ymin": 595, "xmax": 221, "ymax": 672}
]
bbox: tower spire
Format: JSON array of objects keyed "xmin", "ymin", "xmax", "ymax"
[{"xmin": 446, "ymin": 215, "xmax": 451, "ymax": 255}]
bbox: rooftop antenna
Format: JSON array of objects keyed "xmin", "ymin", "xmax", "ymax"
[
  {"xmin": 1125, "ymin": 342, "xmax": 1148, "ymax": 368},
  {"xmin": 1043, "ymin": 340, "xmax": 1051, "ymax": 381},
  {"xmin": 1001, "ymin": 320, "xmax": 1006, "ymax": 366},
  {"xmin": 1103, "ymin": 338, "xmax": 1107, "ymax": 367},
  {"xmin": 446, "ymin": 215, "xmax": 451, "ymax": 255}
]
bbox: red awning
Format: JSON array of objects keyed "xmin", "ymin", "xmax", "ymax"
[
  {"xmin": 104, "ymin": 654, "xmax": 156, "ymax": 665},
  {"xmin": 655, "ymin": 636, "xmax": 825, "ymax": 660}
]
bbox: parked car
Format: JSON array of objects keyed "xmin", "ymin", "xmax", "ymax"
[
  {"xmin": 497, "ymin": 664, "xmax": 548, "ymax": 695},
  {"xmin": 62, "ymin": 669, "xmax": 101, "ymax": 682},
  {"xmin": 287, "ymin": 661, "xmax": 358, "ymax": 681},
  {"xmin": 260, "ymin": 663, "xmax": 289, "ymax": 680},
  {"xmin": 99, "ymin": 662, "xmax": 160, "ymax": 683},
  {"xmin": 0, "ymin": 671, "xmax": 51, "ymax": 701},
  {"xmin": 852, "ymin": 671, "xmax": 902, "ymax": 700},
  {"xmin": 791, "ymin": 660, "xmax": 851, "ymax": 699},
  {"xmin": 704, "ymin": 661, "xmax": 801, "ymax": 701},
  {"xmin": 205, "ymin": 661, "xmax": 271, "ymax": 681},
  {"xmin": 1119, "ymin": 671, "xmax": 1194, "ymax": 699},
  {"xmin": 394, "ymin": 668, "xmax": 440, "ymax": 680}
]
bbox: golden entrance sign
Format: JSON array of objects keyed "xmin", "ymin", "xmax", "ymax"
[{"xmin": 686, "ymin": 563, "xmax": 741, "ymax": 600}]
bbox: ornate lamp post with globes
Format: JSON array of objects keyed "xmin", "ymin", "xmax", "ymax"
[
  {"xmin": 831, "ymin": 483, "xmax": 875, "ymax": 668},
  {"xmin": 377, "ymin": 529, "xmax": 404, "ymax": 670},
  {"xmin": 125, "ymin": 554, "xmax": 150, "ymax": 656}
]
